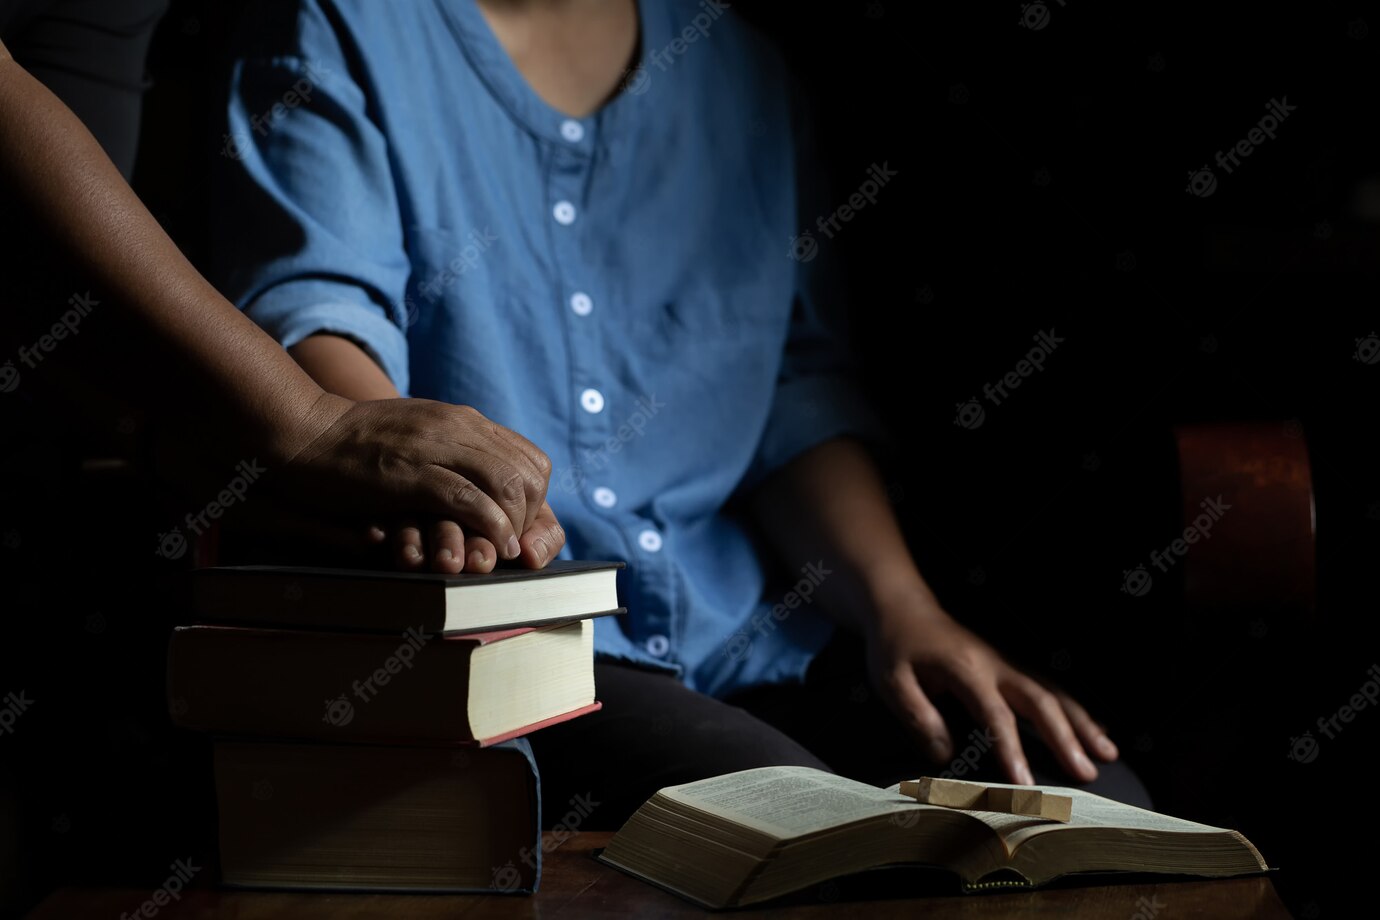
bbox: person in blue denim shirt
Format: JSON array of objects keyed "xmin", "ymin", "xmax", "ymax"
[{"xmin": 215, "ymin": 0, "xmax": 1145, "ymax": 822}]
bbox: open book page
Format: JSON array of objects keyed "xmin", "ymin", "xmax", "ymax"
[
  {"xmin": 662, "ymin": 767, "xmax": 932, "ymax": 839},
  {"xmin": 884, "ymin": 780, "xmax": 1227, "ymax": 849},
  {"xmin": 1001, "ymin": 784, "xmax": 1229, "ymax": 848}
]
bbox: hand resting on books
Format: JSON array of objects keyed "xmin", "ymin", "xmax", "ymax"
[{"xmin": 279, "ymin": 394, "xmax": 565, "ymax": 574}]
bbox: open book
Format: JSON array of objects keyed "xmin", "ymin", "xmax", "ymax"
[{"xmin": 598, "ymin": 766, "xmax": 1269, "ymax": 908}]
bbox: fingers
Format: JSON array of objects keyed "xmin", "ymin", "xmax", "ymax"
[
  {"xmin": 484, "ymin": 426, "xmax": 553, "ymax": 537},
  {"xmin": 442, "ymin": 449, "xmax": 535, "ymax": 555},
  {"xmin": 429, "ymin": 520, "xmax": 465, "ymax": 574},
  {"xmin": 878, "ymin": 661, "xmax": 954, "ymax": 764},
  {"xmin": 1004, "ymin": 674, "xmax": 1097, "ymax": 783},
  {"xmin": 417, "ymin": 467, "xmax": 522, "ymax": 559},
  {"xmin": 947, "ymin": 676, "xmax": 1032, "ymax": 786},
  {"xmin": 376, "ymin": 521, "xmax": 496, "ymax": 573},
  {"xmin": 1052, "ymin": 687, "xmax": 1119, "ymax": 762},
  {"xmin": 427, "ymin": 404, "xmax": 551, "ymax": 544},
  {"xmin": 517, "ymin": 502, "xmax": 565, "ymax": 569},
  {"xmin": 395, "ymin": 522, "xmax": 425, "ymax": 570},
  {"xmin": 463, "ymin": 535, "xmax": 497, "ymax": 573}
]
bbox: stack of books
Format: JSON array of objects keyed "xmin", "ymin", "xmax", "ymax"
[{"xmin": 167, "ymin": 560, "xmax": 622, "ymax": 893}]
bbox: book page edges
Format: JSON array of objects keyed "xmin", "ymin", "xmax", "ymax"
[{"xmin": 475, "ymin": 700, "xmax": 602, "ymax": 747}]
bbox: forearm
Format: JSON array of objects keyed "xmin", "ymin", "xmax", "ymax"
[
  {"xmin": 0, "ymin": 43, "xmax": 333, "ymax": 461},
  {"xmin": 748, "ymin": 437, "xmax": 941, "ymax": 631},
  {"xmin": 290, "ymin": 334, "xmax": 402, "ymax": 401}
]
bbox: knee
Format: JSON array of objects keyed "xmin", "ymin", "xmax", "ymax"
[
  {"xmin": 678, "ymin": 705, "xmax": 831, "ymax": 776},
  {"xmin": 1088, "ymin": 759, "xmax": 1153, "ymax": 810}
]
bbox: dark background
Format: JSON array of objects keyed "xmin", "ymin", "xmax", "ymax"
[{"xmin": 3, "ymin": 1, "xmax": 1378, "ymax": 916}]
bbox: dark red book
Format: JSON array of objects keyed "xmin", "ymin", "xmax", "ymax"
[{"xmin": 168, "ymin": 619, "xmax": 598, "ymax": 745}]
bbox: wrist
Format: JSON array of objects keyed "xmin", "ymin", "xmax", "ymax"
[
  {"xmin": 267, "ymin": 386, "xmax": 354, "ymax": 467},
  {"xmin": 865, "ymin": 574, "xmax": 948, "ymax": 630}
]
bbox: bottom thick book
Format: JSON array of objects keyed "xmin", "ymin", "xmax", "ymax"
[
  {"xmin": 216, "ymin": 739, "xmax": 542, "ymax": 892},
  {"xmin": 599, "ymin": 766, "xmax": 1270, "ymax": 908}
]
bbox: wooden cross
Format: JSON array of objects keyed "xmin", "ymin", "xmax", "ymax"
[{"xmin": 899, "ymin": 777, "xmax": 1073, "ymax": 823}]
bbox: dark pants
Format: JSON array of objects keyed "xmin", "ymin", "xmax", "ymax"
[{"xmin": 528, "ymin": 635, "xmax": 1152, "ymax": 829}]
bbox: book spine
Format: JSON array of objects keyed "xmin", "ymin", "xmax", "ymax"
[{"xmin": 167, "ymin": 629, "xmax": 479, "ymax": 744}]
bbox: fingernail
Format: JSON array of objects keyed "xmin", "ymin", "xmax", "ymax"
[
  {"xmin": 437, "ymin": 549, "xmax": 453, "ymax": 562},
  {"xmin": 405, "ymin": 545, "xmax": 422, "ymax": 561},
  {"xmin": 1074, "ymin": 751, "xmax": 1097, "ymax": 776},
  {"xmin": 468, "ymin": 550, "xmax": 486, "ymax": 569},
  {"xmin": 1017, "ymin": 763, "xmax": 1034, "ymax": 785},
  {"xmin": 927, "ymin": 739, "xmax": 949, "ymax": 762},
  {"xmin": 1096, "ymin": 736, "xmax": 1118, "ymax": 758},
  {"xmin": 506, "ymin": 536, "xmax": 521, "ymax": 559}
]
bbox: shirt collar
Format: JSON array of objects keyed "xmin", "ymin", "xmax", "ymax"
[{"xmin": 436, "ymin": 0, "xmax": 661, "ymax": 149}]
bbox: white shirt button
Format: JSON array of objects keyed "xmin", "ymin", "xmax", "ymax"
[
  {"xmin": 638, "ymin": 529, "xmax": 663, "ymax": 553},
  {"xmin": 552, "ymin": 201, "xmax": 577, "ymax": 225},
  {"xmin": 569, "ymin": 292, "xmax": 594, "ymax": 316},
  {"xmin": 560, "ymin": 119, "xmax": 585, "ymax": 143},
  {"xmin": 580, "ymin": 388, "xmax": 605, "ymax": 414},
  {"xmin": 592, "ymin": 486, "xmax": 617, "ymax": 508},
  {"xmin": 645, "ymin": 634, "xmax": 670, "ymax": 657}
]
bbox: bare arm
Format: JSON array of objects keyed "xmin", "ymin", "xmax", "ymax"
[
  {"xmin": 290, "ymin": 334, "xmax": 401, "ymax": 401},
  {"xmin": 0, "ymin": 40, "xmax": 563, "ymax": 569},
  {"xmin": 0, "ymin": 38, "xmax": 328, "ymax": 458},
  {"xmin": 750, "ymin": 437, "xmax": 1118, "ymax": 784}
]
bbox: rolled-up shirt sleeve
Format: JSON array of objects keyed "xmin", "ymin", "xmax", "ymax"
[
  {"xmin": 741, "ymin": 96, "xmax": 890, "ymax": 490},
  {"xmin": 743, "ymin": 299, "xmax": 889, "ymax": 490},
  {"xmin": 213, "ymin": 3, "xmax": 412, "ymax": 393}
]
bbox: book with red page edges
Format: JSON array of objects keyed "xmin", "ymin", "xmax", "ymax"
[{"xmin": 169, "ymin": 618, "xmax": 598, "ymax": 745}]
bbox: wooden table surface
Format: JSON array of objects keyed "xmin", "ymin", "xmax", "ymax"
[{"xmin": 30, "ymin": 831, "xmax": 1292, "ymax": 919}]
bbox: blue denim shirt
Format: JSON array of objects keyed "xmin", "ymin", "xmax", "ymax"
[{"xmin": 213, "ymin": 0, "xmax": 883, "ymax": 697}]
